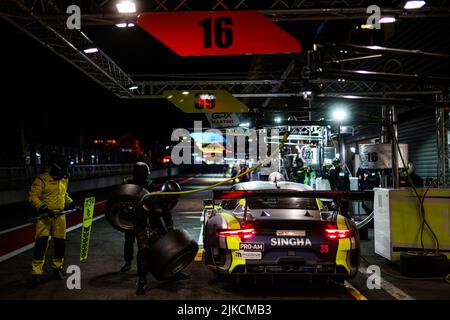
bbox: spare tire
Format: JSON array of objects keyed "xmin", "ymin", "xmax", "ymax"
[
  {"xmin": 105, "ymin": 184, "xmax": 149, "ymax": 232},
  {"xmin": 400, "ymin": 251, "xmax": 448, "ymax": 278},
  {"xmin": 147, "ymin": 229, "xmax": 198, "ymax": 280}
]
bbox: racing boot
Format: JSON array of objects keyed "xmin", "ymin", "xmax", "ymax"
[
  {"xmin": 53, "ymin": 269, "xmax": 64, "ymax": 280},
  {"xmin": 121, "ymin": 261, "xmax": 132, "ymax": 273},
  {"xmin": 135, "ymin": 278, "xmax": 148, "ymax": 295}
]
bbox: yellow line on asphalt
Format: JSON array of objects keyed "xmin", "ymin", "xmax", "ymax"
[
  {"xmin": 194, "ymin": 249, "xmax": 204, "ymax": 262},
  {"xmin": 344, "ymin": 281, "xmax": 368, "ymax": 300}
]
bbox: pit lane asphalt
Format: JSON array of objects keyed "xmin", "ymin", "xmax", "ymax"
[{"xmin": 0, "ymin": 174, "xmax": 448, "ymax": 300}]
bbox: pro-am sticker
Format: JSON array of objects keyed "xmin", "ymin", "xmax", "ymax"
[
  {"xmin": 239, "ymin": 243, "xmax": 264, "ymax": 251},
  {"xmin": 235, "ymin": 251, "xmax": 262, "ymax": 260}
]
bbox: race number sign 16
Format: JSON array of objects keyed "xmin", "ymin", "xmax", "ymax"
[
  {"xmin": 359, "ymin": 144, "xmax": 408, "ymax": 169},
  {"xmin": 137, "ymin": 11, "xmax": 301, "ymax": 56}
]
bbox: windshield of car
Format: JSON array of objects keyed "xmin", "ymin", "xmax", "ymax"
[{"xmin": 247, "ymin": 196, "xmax": 318, "ymax": 210}]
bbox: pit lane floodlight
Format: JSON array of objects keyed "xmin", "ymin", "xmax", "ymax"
[
  {"xmin": 331, "ymin": 108, "xmax": 347, "ymax": 121},
  {"xmin": 404, "ymin": 1, "xmax": 426, "ymax": 9},
  {"xmin": 116, "ymin": 1, "xmax": 136, "ymax": 13}
]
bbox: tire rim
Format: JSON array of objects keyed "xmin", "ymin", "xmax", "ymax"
[{"xmin": 109, "ymin": 202, "xmax": 136, "ymax": 231}]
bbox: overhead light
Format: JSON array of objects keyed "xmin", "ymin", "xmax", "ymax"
[
  {"xmin": 331, "ymin": 108, "xmax": 347, "ymax": 121},
  {"xmin": 360, "ymin": 24, "xmax": 376, "ymax": 30},
  {"xmin": 128, "ymin": 85, "xmax": 139, "ymax": 90},
  {"xmin": 83, "ymin": 47, "xmax": 98, "ymax": 54},
  {"xmin": 302, "ymin": 91, "xmax": 313, "ymax": 100},
  {"xmin": 404, "ymin": 1, "xmax": 426, "ymax": 9},
  {"xmin": 165, "ymin": 146, "xmax": 170, "ymax": 150},
  {"xmin": 239, "ymin": 122, "xmax": 250, "ymax": 127},
  {"xmin": 116, "ymin": 1, "xmax": 136, "ymax": 13},
  {"xmin": 182, "ymin": 91, "xmax": 189, "ymax": 95},
  {"xmin": 116, "ymin": 22, "xmax": 135, "ymax": 28},
  {"xmin": 380, "ymin": 16, "xmax": 396, "ymax": 23},
  {"xmin": 350, "ymin": 147, "xmax": 356, "ymax": 153},
  {"xmin": 274, "ymin": 117, "xmax": 282, "ymax": 123}
]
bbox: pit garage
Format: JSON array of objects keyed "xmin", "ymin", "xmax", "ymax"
[{"xmin": 0, "ymin": 0, "xmax": 449, "ymax": 308}]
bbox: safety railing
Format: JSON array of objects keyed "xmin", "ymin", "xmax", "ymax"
[{"xmin": 0, "ymin": 164, "xmax": 134, "ymax": 190}]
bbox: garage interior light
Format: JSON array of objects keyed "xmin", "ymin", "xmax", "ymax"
[
  {"xmin": 83, "ymin": 47, "xmax": 98, "ymax": 54},
  {"xmin": 116, "ymin": 1, "xmax": 136, "ymax": 13},
  {"xmin": 380, "ymin": 16, "xmax": 396, "ymax": 23},
  {"xmin": 404, "ymin": 1, "xmax": 426, "ymax": 9},
  {"xmin": 274, "ymin": 117, "xmax": 282, "ymax": 123},
  {"xmin": 239, "ymin": 122, "xmax": 250, "ymax": 127},
  {"xmin": 128, "ymin": 85, "xmax": 139, "ymax": 90}
]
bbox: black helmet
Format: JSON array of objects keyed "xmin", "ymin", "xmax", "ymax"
[
  {"xmin": 49, "ymin": 154, "xmax": 69, "ymax": 179},
  {"xmin": 161, "ymin": 180, "xmax": 181, "ymax": 193},
  {"xmin": 133, "ymin": 162, "xmax": 150, "ymax": 184},
  {"xmin": 161, "ymin": 180, "xmax": 181, "ymax": 210}
]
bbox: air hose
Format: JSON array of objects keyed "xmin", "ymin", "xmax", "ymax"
[
  {"xmin": 141, "ymin": 131, "xmax": 291, "ymax": 201},
  {"xmin": 388, "ymin": 124, "xmax": 440, "ymax": 253},
  {"xmin": 355, "ymin": 211, "xmax": 374, "ymax": 230}
]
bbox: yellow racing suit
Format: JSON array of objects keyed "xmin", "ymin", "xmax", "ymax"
[{"xmin": 28, "ymin": 172, "xmax": 73, "ymax": 275}]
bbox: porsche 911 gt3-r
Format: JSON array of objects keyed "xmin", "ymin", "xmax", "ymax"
[{"xmin": 202, "ymin": 181, "xmax": 360, "ymax": 280}]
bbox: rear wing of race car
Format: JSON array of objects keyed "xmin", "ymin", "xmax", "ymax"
[
  {"xmin": 212, "ymin": 189, "xmax": 374, "ymax": 201},
  {"xmin": 206, "ymin": 189, "xmax": 375, "ymax": 224}
]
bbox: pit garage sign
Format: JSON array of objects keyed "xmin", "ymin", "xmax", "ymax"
[
  {"xmin": 164, "ymin": 90, "xmax": 249, "ymax": 113},
  {"xmin": 359, "ymin": 144, "xmax": 408, "ymax": 169},
  {"xmin": 138, "ymin": 11, "xmax": 301, "ymax": 56}
]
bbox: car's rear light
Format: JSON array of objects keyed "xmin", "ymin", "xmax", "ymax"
[
  {"xmin": 324, "ymin": 227, "xmax": 351, "ymax": 240},
  {"xmin": 217, "ymin": 228, "xmax": 255, "ymax": 240}
]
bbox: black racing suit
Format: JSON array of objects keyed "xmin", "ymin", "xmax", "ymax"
[
  {"xmin": 123, "ymin": 178, "xmax": 154, "ymax": 264},
  {"xmin": 327, "ymin": 167, "xmax": 351, "ymax": 218},
  {"xmin": 134, "ymin": 204, "xmax": 174, "ymax": 280}
]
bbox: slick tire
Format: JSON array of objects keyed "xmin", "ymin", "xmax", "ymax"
[
  {"xmin": 148, "ymin": 229, "xmax": 199, "ymax": 281},
  {"xmin": 400, "ymin": 251, "xmax": 448, "ymax": 278},
  {"xmin": 105, "ymin": 184, "xmax": 149, "ymax": 232}
]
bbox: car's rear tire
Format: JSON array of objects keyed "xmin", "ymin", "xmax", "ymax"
[{"xmin": 147, "ymin": 229, "xmax": 199, "ymax": 280}]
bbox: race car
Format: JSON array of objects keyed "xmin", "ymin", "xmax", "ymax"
[{"xmin": 202, "ymin": 181, "xmax": 360, "ymax": 280}]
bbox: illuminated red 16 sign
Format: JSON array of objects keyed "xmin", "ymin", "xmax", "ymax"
[{"xmin": 137, "ymin": 11, "xmax": 301, "ymax": 56}]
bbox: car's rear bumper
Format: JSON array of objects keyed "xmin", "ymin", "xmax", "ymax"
[{"xmin": 207, "ymin": 248, "xmax": 360, "ymax": 277}]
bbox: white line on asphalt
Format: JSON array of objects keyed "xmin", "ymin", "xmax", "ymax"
[
  {"xmin": 0, "ymin": 222, "xmax": 34, "ymax": 235},
  {"xmin": 198, "ymin": 212, "xmax": 204, "ymax": 247},
  {"xmin": 358, "ymin": 266, "xmax": 414, "ymax": 300},
  {"xmin": 0, "ymin": 214, "xmax": 105, "ymax": 262},
  {"xmin": 0, "ymin": 243, "xmax": 35, "ymax": 263}
]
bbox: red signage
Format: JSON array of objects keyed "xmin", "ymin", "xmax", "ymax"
[{"xmin": 137, "ymin": 11, "xmax": 301, "ymax": 56}]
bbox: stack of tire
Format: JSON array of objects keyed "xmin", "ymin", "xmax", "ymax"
[{"xmin": 105, "ymin": 183, "xmax": 198, "ymax": 280}]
